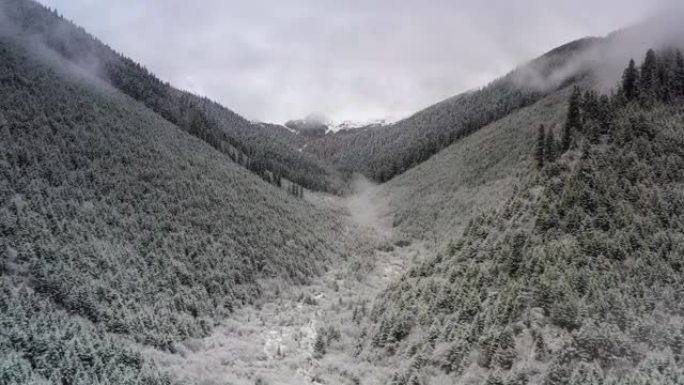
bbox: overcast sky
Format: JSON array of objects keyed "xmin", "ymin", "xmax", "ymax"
[{"xmin": 37, "ymin": 0, "xmax": 670, "ymax": 123}]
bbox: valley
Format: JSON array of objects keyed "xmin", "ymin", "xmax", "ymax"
[
  {"xmin": 143, "ymin": 178, "xmax": 431, "ymax": 385},
  {"xmin": 3, "ymin": 1, "xmax": 684, "ymax": 385}
]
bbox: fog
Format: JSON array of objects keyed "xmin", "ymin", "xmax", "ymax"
[
  {"xmin": 506, "ymin": 5, "xmax": 684, "ymax": 94},
  {"xmin": 347, "ymin": 175, "xmax": 393, "ymax": 240},
  {"xmin": 35, "ymin": 0, "xmax": 676, "ymax": 124}
]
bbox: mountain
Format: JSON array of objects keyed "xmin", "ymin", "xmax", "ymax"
[
  {"xmin": 381, "ymin": 84, "xmax": 576, "ymax": 243},
  {"xmin": 0, "ymin": 15, "xmax": 358, "ymax": 383},
  {"xmin": 4, "ymin": 1, "xmax": 684, "ymax": 384},
  {"xmin": 353, "ymin": 47, "xmax": 684, "ymax": 384},
  {"xmin": 302, "ymin": 16, "xmax": 684, "ymax": 184},
  {"xmin": 300, "ymin": 38, "xmax": 599, "ymax": 182},
  {"xmin": 0, "ymin": 0, "xmax": 345, "ymax": 194},
  {"xmin": 284, "ymin": 114, "xmax": 330, "ymax": 138}
]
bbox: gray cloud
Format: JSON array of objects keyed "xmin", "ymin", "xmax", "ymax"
[{"xmin": 37, "ymin": 0, "xmax": 671, "ymax": 123}]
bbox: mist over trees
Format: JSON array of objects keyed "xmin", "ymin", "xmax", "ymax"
[
  {"xmin": 0, "ymin": 26, "xmax": 349, "ymax": 383},
  {"xmin": 358, "ymin": 48, "xmax": 684, "ymax": 384},
  {"xmin": 302, "ymin": 38, "xmax": 598, "ymax": 183},
  {"xmin": 0, "ymin": 0, "xmax": 344, "ymax": 194},
  {"xmin": 2, "ymin": 0, "xmax": 684, "ymax": 383}
]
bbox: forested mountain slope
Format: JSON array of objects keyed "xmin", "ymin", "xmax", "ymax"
[
  {"xmin": 302, "ymin": 38, "xmax": 598, "ymax": 182},
  {"xmin": 0, "ymin": 0, "xmax": 345, "ymax": 193},
  {"xmin": 357, "ymin": 48, "xmax": 684, "ymax": 385},
  {"xmin": 381, "ymin": 85, "xmax": 576, "ymax": 243},
  {"xmin": 0, "ymin": 30, "xmax": 352, "ymax": 384},
  {"xmin": 304, "ymin": 17, "xmax": 684, "ymax": 185}
]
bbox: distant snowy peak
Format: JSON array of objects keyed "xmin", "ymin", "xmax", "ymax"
[
  {"xmin": 275, "ymin": 114, "xmax": 392, "ymax": 136},
  {"xmin": 284, "ymin": 115, "xmax": 329, "ymax": 138},
  {"xmin": 328, "ymin": 119, "xmax": 390, "ymax": 132}
]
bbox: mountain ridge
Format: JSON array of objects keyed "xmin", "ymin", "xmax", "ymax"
[{"xmin": 3, "ymin": 2, "xmax": 684, "ymax": 384}]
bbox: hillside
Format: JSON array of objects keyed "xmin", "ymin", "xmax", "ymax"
[
  {"xmin": 4, "ymin": 2, "xmax": 684, "ymax": 384},
  {"xmin": 380, "ymin": 85, "xmax": 576, "ymax": 244},
  {"xmin": 0, "ymin": 0, "xmax": 345, "ymax": 193},
  {"xmin": 0, "ymin": 28, "xmax": 355, "ymax": 383},
  {"xmin": 301, "ymin": 38, "xmax": 598, "ymax": 182},
  {"xmin": 303, "ymin": 16, "xmax": 684, "ymax": 185},
  {"xmin": 354, "ymin": 48, "xmax": 684, "ymax": 384}
]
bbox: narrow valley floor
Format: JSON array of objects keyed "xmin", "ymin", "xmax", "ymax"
[{"xmin": 143, "ymin": 181, "xmax": 430, "ymax": 385}]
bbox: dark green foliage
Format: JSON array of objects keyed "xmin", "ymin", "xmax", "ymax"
[{"xmin": 535, "ymin": 125, "xmax": 546, "ymax": 169}]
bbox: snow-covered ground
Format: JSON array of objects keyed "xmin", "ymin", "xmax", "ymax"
[{"xmin": 143, "ymin": 177, "xmax": 430, "ymax": 385}]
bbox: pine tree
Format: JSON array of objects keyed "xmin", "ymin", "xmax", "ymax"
[
  {"xmin": 568, "ymin": 86, "xmax": 583, "ymax": 131},
  {"xmin": 545, "ymin": 128, "xmax": 556, "ymax": 163},
  {"xmin": 673, "ymin": 332, "xmax": 684, "ymax": 363},
  {"xmin": 534, "ymin": 331, "xmax": 546, "ymax": 360},
  {"xmin": 622, "ymin": 59, "xmax": 639, "ymax": 101},
  {"xmin": 313, "ymin": 332, "xmax": 326, "ymax": 358},
  {"xmin": 597, "ymin": 94, "xmax": 611, "ymax": 133},
  {"xmin": 494, "ymin": 329, "xmax": 516, "ymax": 370},
  {"xmin": 485, "ymin": 371, "xmax": 505, "ymax": 385},
  {"xmin": 569, "ymin": 362, "xmax": 604, "ymax": 385},
  {"xmin": 656, "ymin": 49, "xmax": 674, "ymax": 102},
  {"xmin": 535, "ymin": 124, "xmax": 545, "ymax": 169},
  {"xmin": 582, "ymin": 90, "xmax": 599, "ymax": 121},
  {"xmin": 640, "ymin": 49, "xmax": 657, "ymax": 102},
  {"xmin": 562, "ymin": 87, "xmax": 582, "ymax": 151},
  {"xmin": 675, "ymin": 50, "xmax": 684, "ymax": 97}
]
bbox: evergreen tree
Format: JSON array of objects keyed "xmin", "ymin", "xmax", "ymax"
[
  {"xmin": 675, "ymin": 50, "xmax": 684, "ymax": 97},
  {"xmin": 568, "ymin": 86, "xmax": 583, "ymax": 131},
  {"xmin": 673, "ymin": 332, "xmax": 683, "ymax": 363},
  {"xmin": 582, "ymin": 90, "xmax": 599, "ymax": 121},
  {"xmin": 569, "ymin": 362, "xmax": 603, "ymax": 385},
  {"xmin": 493, "ymin": 329, "xmax": 516, "ymax": 370},
  {"xmin": 545, "ymin": 128, "xmax": 556, "ymax": 163},
  {"xmin": 313, "ymin": 332, "xmax": 326, "ymax": 358},
  {"xmin": 656, "ymin": 49, "xmax": 674, "ymax": 102},
  {"xmin": 562, "ymin": 87, "xmax": 582, "ymax": 151},
  {"xmin": 622, "ymin": 59, "xmax": 639, "ymax": 101},
  {"xmin": 485, "ymin": 371, "xmax": 505, "ymax": 385},
  {"xmin": 640, "ymin": 49, "xmax": 657, "ymax": 102},
  {"xmin": 536, "ymin": 124, "xmax": 546, "ymax": 169},
  {"xmin": 597, "ymin": 94, "xmax": 612, "ymax": 133}
]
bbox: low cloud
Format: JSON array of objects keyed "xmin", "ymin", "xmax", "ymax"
[
  {"xmin": 37, "ymin": 0, "xmax": 673, "ymax": 123},
  {"xmin": 507, "ymin": 2, "xmax": 684, "ymax": 93}
]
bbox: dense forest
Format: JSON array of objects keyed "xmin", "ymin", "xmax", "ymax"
[
  {"xmin": 303, "ymin": 39, "xmax": 598, "ymax": 182},
  {"xmin": 3, "ymin": 0, "xmax": 684, "ymax": 383},
  {"xmin": 0, "ymin": 29, "xmax": 353, "ymax": 383},
  {"xmin": 358, "ymin": 48, "xmax": 684, "ymax": 384},
  {"xmin": 0, "ymin": 0, "xmax": 344, "ymax": 194}
]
